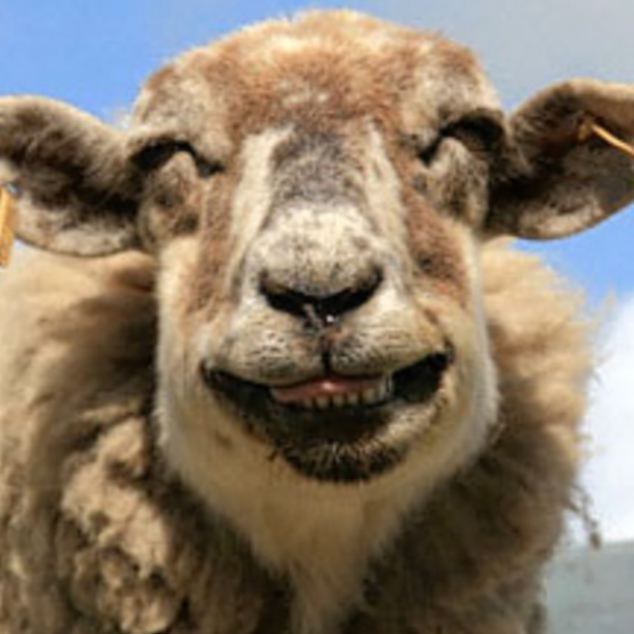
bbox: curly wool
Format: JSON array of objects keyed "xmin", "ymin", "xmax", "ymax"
[{"xmin": 0, "ymin": 241, "xmax": 590, "ymax": 633}]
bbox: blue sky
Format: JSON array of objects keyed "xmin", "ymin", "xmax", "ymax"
[{"xmin": 1, "ymin": 1, "xmax": 633, "ymax": 541}]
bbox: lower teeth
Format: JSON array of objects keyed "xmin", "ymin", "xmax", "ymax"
[{"xmin": 281, "ymin": 380, "xmax": 392, "ymax": 410}]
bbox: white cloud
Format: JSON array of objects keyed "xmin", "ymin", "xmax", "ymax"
[{"xmin": 579, "ymin": 297, "xmax": 634, "ymax": 542}]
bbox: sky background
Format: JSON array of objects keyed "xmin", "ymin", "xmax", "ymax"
[{"xmin": 0, "ymin": 0, "xmax": 632, "ymax": 543}]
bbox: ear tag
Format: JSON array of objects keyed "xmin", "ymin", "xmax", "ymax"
[
  {"xmin": 0, "ymin": 185, "xmax": 18, "ymax": 267},
  {"xmin": 578, "ymin": 117, "xmax": 634, "ymax": 160}
]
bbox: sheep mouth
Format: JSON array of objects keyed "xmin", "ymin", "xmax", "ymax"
[{"xmin": 200, "ymin": 351, "xmax": 453, "ymax": 482}]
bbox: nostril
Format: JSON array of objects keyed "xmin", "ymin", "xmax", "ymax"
[
  {"xmin": 260, "ymin": 269, "xmax": 383, "ymax": 324},
  {"xmin": 316, "ymin": 273, "xmax": 382, "ymax": 318},
  {"xmin": 261, "ymin": 283, "xmax": 311, "ymax": 320}
]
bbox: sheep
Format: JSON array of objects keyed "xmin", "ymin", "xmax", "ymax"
[{"xmin": 0, "ymin": 10, "xmax": 632, "ymax": 634}]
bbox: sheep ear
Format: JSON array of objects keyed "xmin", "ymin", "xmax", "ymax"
[
  {"xmin": 0, "ymin": 96, "xmax": 142, "ymax": 255},
  {"xmin": 487, "ymin": 80, "xmax": 634, "ymax": 239}
]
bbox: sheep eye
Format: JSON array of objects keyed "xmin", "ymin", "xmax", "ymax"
[
  {"xmin": 418, "ymin": 135, "xmax": 444, "ymax": 165},
  {"xmin": 134, "ymin": 140, "xmax": 192, "ymax": 170},
  {"xmin": 446, "ymin": 113, "xmax": 504, "ymax": 155},
  {"xmin": 134, "ymin": 140, "xmax": 223, "ymax": 178},
  {"xmin": 418, "ymin": 111, "xmax": 504, "ymax": 165}
]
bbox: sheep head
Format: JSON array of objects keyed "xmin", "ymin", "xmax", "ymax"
[{"xmin": 1, "ymin": 12, "xmax": 633, "ymax": 497}]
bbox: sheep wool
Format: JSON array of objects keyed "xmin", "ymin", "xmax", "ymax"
[{"xmin": 0, "ymin": 10, "xmax": 632, "ymax": 634}]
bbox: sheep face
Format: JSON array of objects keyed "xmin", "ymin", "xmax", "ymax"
[
  {"xmin": 1, "ymin": 10, "xmax": 633, "ymax": 511},
  {"xmin": 129, "ymin": 16, "xmax": 502, "ymax": 492}
]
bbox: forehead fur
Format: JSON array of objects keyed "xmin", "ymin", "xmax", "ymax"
[{"xmin": 133, "ymin": 10, "xmax": 499, "ymax": 147}]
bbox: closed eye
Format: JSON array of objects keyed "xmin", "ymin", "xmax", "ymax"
[
  {"xmin": 133, "ymin": 139, "xmax": 223, "ymax": 178},
  {"xmin": 418, "ymin": 109, "xmax": 504, "ymax": 165}
]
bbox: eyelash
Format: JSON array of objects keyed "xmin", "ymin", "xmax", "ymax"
[
  {"xmin": 418, "ymin": 115, "xmax": 504, "ymax": 165},
  {"xmin": 134, "ymin": 140, "xmax": 223, "ymax": 177}
]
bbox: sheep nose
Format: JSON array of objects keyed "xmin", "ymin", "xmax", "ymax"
[{"xmin": 260, "ymin": 269, "xmax": 382, "ymax": 325}]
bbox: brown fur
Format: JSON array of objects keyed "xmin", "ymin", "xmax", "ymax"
[
  {"xmin": 133, "ymin": 11, "xmax": 498, "ymax": 264},
  {"xmin": 0, "ymin": 10, "xmax": 632, "ymax": 634},
  {"xmin": 0, "ymin": 242, "xmax": 588, "ymax": 633}
]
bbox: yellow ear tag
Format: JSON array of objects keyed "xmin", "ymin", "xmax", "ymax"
[
  {"xmin": 0, "ymin": 186, "xmax": 17, "ymax": 267},
  {"xmin": 578, "ymin": 117, "xmax": 634, "ymax": 160}
]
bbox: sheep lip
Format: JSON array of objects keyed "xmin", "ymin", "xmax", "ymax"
[
  {"xmin": 201, "ymin": 349, "xmax": 453, "ymax": 413},
  {"xmin": 201, "ymin": 351, "xmax": 452, "ymax": 482},
  {"xmin": 270, "ymin": 375, "xmax": 386, "ymax": 405}
]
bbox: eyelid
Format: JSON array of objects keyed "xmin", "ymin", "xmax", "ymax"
[
  {"xmin": 133, "ymin": 139, "xmax": 223, "ymax": 177},
  {"xmin": 444, "ymin": 112, "xmax": 504, "ymax": 152},
  {"xmin": 418, "ymin": 110, "xmax": 505, "ymax": 164}
]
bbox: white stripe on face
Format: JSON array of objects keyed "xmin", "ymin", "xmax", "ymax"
[{"xmin": 224, "ymin": 127, "xmax": 293, "ymax": 292}]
